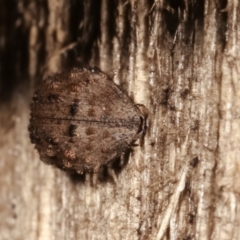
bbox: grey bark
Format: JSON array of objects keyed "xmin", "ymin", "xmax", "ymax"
[{"xmin": 0, "ymin": 0, "xmax": 239, "ymax": 239}]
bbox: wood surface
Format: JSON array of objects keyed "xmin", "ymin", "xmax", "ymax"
[{"xmin": 0, "ymin": 0, "xmax": 239, "ymax": 239}]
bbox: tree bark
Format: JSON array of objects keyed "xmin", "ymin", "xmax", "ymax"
[{"xmin": 0, "ymin": 0, "xmax": 239, "ymax": 239}]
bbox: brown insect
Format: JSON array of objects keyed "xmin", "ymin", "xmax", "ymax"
[{"xmin": 29, "ymin": 67, "xmax": 146, "ymax": 174}]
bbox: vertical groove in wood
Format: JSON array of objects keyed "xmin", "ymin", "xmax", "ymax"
[{"xmin": 214, "ymin": 0, "xmax": 240, "ymax": 239}]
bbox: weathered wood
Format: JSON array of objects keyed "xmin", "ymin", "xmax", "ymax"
[{"xmin": 0, "ymin": 0, "xmax": 239, "ymax": 239}]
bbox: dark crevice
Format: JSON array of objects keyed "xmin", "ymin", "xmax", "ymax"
[
  {"xmin": 73, "ymin": 0, "xmax": 101, "ymax": 65},
  {"xmin": 216, "ymin": 0, "xmax": 228, "ymax": 51},
  {"xmin": 0, "ymin": 0, "xmax": 29, "ymax": 101}
]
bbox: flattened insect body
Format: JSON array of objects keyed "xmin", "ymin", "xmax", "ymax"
[{"xmin": 29, "ymin": 67, "xmax": 145, "ymax": 174}]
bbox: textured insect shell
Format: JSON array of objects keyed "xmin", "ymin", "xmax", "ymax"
[{"xmin": 29, "ymin": 68, "xmax": 143, "ymax": 173}]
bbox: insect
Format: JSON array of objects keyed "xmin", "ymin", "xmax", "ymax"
[{"xmin": 29, "ymin": 67, "xmax": 146, "ymax": 174}]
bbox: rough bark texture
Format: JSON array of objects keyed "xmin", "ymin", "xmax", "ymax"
[{"xmin": 0, "ymin": 0, "xmax": 239, "ymax": 239}]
